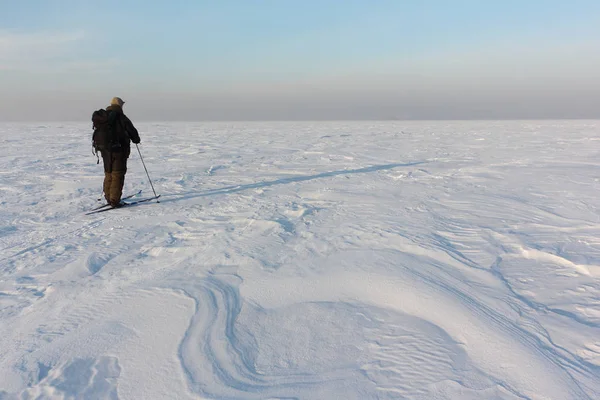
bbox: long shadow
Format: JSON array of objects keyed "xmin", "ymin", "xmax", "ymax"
[{"xmin": 158, "ymin": 161, "xmax": 426, "ymax": 204}]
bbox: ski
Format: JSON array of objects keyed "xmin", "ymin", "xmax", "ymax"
[
  {"xmin": 86, "ymin": 195, "xmax": 160, "ymax": 215},
  {"xmin": 123, "ymin": 195, "xmax": 161, "ymax": 207},
  {"xmin": 86, "ymin": 190, "xmax": 142, "ymax": 214}
]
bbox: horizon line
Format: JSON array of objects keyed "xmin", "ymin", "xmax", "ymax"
[{"xmin": 2, "ymin": 118, "xmax": 600, "ymax": 124}]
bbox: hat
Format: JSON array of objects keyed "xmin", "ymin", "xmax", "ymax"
[{"xmin": 110, "ymin": 97, "xmax": 125, "ymax": 107}]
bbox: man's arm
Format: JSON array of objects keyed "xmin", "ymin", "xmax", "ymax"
[{"xmin": 123, "ymin": 115, "xmax": 141, "ymax": 144}]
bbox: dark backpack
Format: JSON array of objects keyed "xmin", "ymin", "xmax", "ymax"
[{"xmin": 91, "ymin": 109, "xmax": 124, "ymax": 153}]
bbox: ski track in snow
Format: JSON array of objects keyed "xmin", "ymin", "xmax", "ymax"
[{"xmin": 1, "ymin": 120, "xmax": 599, "ymax": 399}]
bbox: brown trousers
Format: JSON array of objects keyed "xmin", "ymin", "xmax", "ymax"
[{"xmin": 101, "ymin": 150, "xmax": 129, "ymax": 205}]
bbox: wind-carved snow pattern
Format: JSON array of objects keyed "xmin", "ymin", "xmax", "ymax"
[
  {"xmin": 0, "ymin": 121, "xmax": 599, "ymax": 399},
  {"xmin": 165, "ymin": 268, "xmax": 520, "ymax": 399}
]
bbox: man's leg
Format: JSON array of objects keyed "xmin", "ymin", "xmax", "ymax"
[
  {"xmin": 109, "ymin": 154, "xmax": 128, "ymax": 206},
  {"xmin": 101, "ymin": 151, "xmax": 113, "ymax": 203}
]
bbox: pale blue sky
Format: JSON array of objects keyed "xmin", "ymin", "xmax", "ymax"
[{"xmin": 1, "ymin": 0, "xmax": 599, "ymax": 120}]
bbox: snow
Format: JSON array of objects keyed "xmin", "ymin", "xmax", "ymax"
[{"xmin": 1, "ymin": 120, "xmax": 599, "ymax": 399}]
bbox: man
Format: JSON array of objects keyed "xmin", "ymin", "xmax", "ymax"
[{"xmin": 96, "ymin": 97, "xmax": 141, "ymax": 207}]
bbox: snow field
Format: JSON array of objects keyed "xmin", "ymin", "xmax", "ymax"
[{"xmin": 0, "ymin": 121, "xmax": 599, "ymax": 399}]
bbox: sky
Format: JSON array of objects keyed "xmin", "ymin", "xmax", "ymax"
[{"xmin": 1, "ymin": 0, "xmax": 600, "ymax": 121}]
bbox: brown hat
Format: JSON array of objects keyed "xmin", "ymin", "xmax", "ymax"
[{"xmin": 110, "ymin": 97, "xmax": 125, "ymax": 107}]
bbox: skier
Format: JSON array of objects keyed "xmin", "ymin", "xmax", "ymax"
[{"xmin": 94, "ymin": 97, "xmax": 141, "ymax": 207}]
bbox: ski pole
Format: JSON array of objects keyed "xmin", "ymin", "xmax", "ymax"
[{"xmin": 136, "ymin": 144, "xmax": 159, "ymax": 202}]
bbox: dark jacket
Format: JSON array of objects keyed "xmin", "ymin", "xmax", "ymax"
[{"xmin": 106, "ymin": 105, "xmax": 141, "ymax": 149}]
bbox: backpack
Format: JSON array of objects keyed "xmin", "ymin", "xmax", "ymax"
[{"xmin": 91, "ymin": 109, "xmax": 124, "ymax": 153}]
